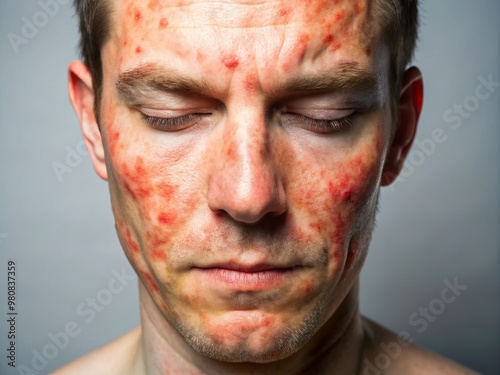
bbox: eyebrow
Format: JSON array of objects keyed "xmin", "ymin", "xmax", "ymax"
[
  {"xmin": 278, "ymin": 63, "xmax": 380, "ymax": 97},
  {"xmin": 116, "ymin": 62, "xmax": 381, "ymax": 103},
  {"xmin": 116, "ymin": 63, "xmax": 215, "ymax": 103}
]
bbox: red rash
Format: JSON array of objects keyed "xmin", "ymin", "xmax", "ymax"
[
  {"xmin": 324, "ymin": 34, "xmax": 334, "ymax": 44},
  {"xmin": 222, "ymin": 55, "xmax": 239, "ymax": 69},
  {"xmin": 283, "ymin": 33, "xmax": 310, "ymax": 72},
  {"xmin": 328, "ymin": 177, "xmax": 353, "ymax": 202},
  {"xmin": 124, "ymin": 226, "xmax": 140, "ymax": 254},
  {"xmin": 158, "ymin": 212, "xmax": 176, "ymax": 225},
  {"xmin": 146, "ymin": 230, "xmax": 169, "ymax": 261},
  {"xmin": 278, "ymin": 7, "xmax": 292, "ymax": 17},
  {"xmin": 159, "ymin": 18, "xmax": 169, "ymax": 29},
  {"xmin": 135, "ymin": 46, "xmax": 143, "ymax": 54},
  {"xmin": 142, "ymin": 272, "xmax": 159, "ymax": 293},
  {"xmin": 244, "ymin": 74, "xmax": 258, "ymax": 93},
  {"xmin": 134, "ymin": 10, "xmax": 142, "ymax": 23},
  {"xmin": 334, "ymin": 10, "xmax": 346, "ymax": 21},
  {"xmin": 120, "ymin": 157, "xmax": 152, "ymax": 200},
  {"xmin": 332, "ymin": 42, "xmax": 342, "ymax": 51}
]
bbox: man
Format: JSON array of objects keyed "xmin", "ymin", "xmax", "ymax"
[{"xmin": 57, "ymin": 0, "xmax": 475, "ymax": 373}]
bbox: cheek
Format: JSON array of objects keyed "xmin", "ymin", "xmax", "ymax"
[{"xmin": 290, "ymin": 148, "xmax": 381, "ymax": 257}]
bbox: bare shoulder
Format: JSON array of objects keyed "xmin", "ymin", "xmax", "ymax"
[
  {"xmin": 360, "ymin": 317, "xmax": 479, "ymax": 375},
  {"xmin": 51, "ymin": 327, "xmax": 142, "ymax": 375}
]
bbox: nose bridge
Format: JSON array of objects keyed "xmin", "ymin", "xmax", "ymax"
[
  {"xmin": 207, "ymin": 106, "xmax": 287, "ymax": 223},
  {"xmin": 231, "ymin": 107, "xmax": 268, "ymax": 174}
]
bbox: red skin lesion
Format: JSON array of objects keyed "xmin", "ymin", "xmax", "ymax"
[
  {"xmin": 146, "ymin": 230, "xmax": 170, "ymax": 260},
  {"xmin": 142, "ymin": 272, "xmax": 159, "ymax": 293},
  {"xmin": 135, "ymin": 45, "xmax": 143, "ymax": 54},
  {"xmin": 158, "ymin": 212, "xmax": 176, "ymax": 225},
  {"xmin": 331, "ymin": 42, "xmax": 342, "ymax": 51},
  {"xmin": 158, "ymin": 17, "xmax": 169, "ymax": 29},
  {"xmin": 282, "ymin": 33, "xmax": 310, "ymax": 72},
  {"xmin": 324, "ymin": 34, "xmax": 335, "ymax": 44},
  {"xmin": 278, "ymin": 7, "xmax": 292, "ymax": 18},
  {"xmin": 334, "ymin": 9, "xmax": 346, "ymax": 22},
  {"xmin": 134, "ymin": 10, "xmax": 142, "ymax": 23},
  {"xmin": 119, "ymin": 157, "xmax": 153, "ymax": 200},
  {"xmin": 244, "ymin": 74, "xmax": 258, "ymax": 94},
  {"xmin": 222, "ymin": 54, "xmax": 240, "ymax": 69}
]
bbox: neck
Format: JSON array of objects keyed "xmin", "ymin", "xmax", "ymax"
[{"xmin": 135, "ymin": 281, "xmax": 364, "ymax": 375}]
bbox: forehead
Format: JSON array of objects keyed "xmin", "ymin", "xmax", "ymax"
[{"xmin": 105, "ymin": 0, "xmax": 385, "ymax": 94}]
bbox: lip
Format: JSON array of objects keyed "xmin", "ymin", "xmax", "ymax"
[{"xmin": 191, "ymin": 264, "xmax": 301, "ymax": 291}]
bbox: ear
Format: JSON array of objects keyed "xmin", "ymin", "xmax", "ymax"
[
  {"xmin": 68, "ymin": 60, "xmax": 108, "ymax": 180},
  {"xmin": 381, "ymin": 66, "xmax": 423, "ymax": 186}
]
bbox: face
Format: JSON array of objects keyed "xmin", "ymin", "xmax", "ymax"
[{"xmin": 98, "ymin": 0, "xmax": 390, "ymax": 362}]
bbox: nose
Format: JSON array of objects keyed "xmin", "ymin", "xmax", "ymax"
[{"xmin": 206, "ymin": 109, "xmax": 287, "ymax": 224}]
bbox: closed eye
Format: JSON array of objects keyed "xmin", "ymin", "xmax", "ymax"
[
  {"xmin": 280, "ymin": 112, "xmax": 354, "ymax": 134},
  {"xmin": 141, "ymin": 112, "xmax": 211, "ymax": 131}
]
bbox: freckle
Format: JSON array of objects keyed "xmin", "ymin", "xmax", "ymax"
[
  {"xmin": 134, "ymin": 10, "xmax": 142, "ymax": 22},
  {"xmin": 159, "ymin": 17, "xmax": 169, "ymax": 29},
  {"xmin": 135, "ymin": 46, "xmax": 143, "ymax": 54}
]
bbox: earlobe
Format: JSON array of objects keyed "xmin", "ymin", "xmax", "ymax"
[
  {"xmin": 68, "ymin": 60, "xmax": 108, "ymax": 180},
  {"xmin": 381, "ymin": 66, "xmax": 424, "ymax": 186}
]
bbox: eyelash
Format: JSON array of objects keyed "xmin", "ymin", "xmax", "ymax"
[
  {"xmin": 281, "ymin": 112, "xmax": 354, "ymax": 134},
  {"xmin": 140, "ymin": 111, "xmax": 354, "ymax": 134},
  {"xmin": 141, "ymin": 113, "xmax": 203, "ymax": 131}
]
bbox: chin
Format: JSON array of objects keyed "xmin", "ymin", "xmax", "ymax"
[{"xmin": 172, "ymin": 307, "xmax": 324, "ymax": 364}]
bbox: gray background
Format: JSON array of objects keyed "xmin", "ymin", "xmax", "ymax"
[{"xmin": 0, "ymin": 0, "xmax": 498, "ymax": 374}]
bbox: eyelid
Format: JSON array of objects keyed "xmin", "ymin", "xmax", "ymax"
[
  {"xmin": 281, "ymin": 92, "xmax": 375, "ymax": 112},
  {"xmin": 137, "ymin": 106, "xmax": 213, "ymax": 118},
  {"xmin": 282, "ymin": 107, "xmax": 355, "ymax": 120}
]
